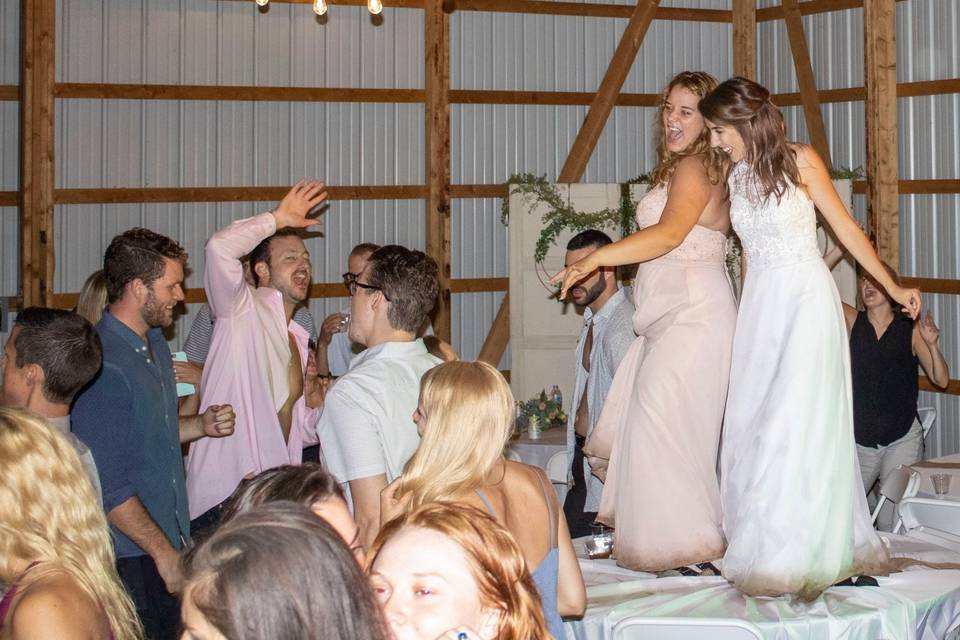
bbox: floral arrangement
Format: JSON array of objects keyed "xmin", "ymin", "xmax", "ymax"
[{"xmin": 516, "ymin": 390, "xmax": 567, "ymax": 429}]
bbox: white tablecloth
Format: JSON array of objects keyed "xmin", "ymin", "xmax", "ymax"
[
  {"xmin": 508, "ymin": 428, "xmax": 567, "ymax": 472},
  {"xmin": 566, "ymin": 535, "xmax": 960, "ymax": 640}
]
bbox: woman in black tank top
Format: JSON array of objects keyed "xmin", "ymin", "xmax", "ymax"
[{"xmin": 836, "ymin": 261, "xmax": 950, "ymax": 522}]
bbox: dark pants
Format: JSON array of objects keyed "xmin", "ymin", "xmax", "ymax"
[
  {"xmin": 563, "ymin": 434, "xmax": 599, "ymax": 539},
  {"xmin": 190, "ymin": 501, "xmax": 227, "ymax": 542},
  {"xmin": 116, "ymin": 554, "xmax": 180, "ymax": 640}
]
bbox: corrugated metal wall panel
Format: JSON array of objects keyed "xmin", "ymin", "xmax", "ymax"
[
  {"xmin": 1, "ymin": 102, "xmax": 17, "ymax": 190},
  {"xmin": 897, "ymin": 0, "xmax": 960, "ymax": 83},
  {"xmin": 56, "ymin": 100, "xmax": 424, "ymax": 187},
  {"xmin": 451, "ymin": 12, "xmax": 730, "ymax": 94},
  {"xmin": 0, "ymin": 0, "xmax": 18, "ymax": 85},
  {"xmin": 1, "ymin": 207, "xmax": 18, "ymax": 297}
]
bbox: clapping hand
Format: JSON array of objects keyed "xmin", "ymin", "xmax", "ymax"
[
  {"xmin": 272, "ymin": 180, "xmax": 328, "ymax": 230},
  {"xmin": 201, "ymin": 404, "xmax": 236, "ymax": 437},
  {"xmin": 918, "ymin": 310, "xmax": 940, "ymax": 345}
]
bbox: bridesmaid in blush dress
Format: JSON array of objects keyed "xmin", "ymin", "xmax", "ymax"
[{"xmin": 552, "ymin": 71, "xmax": 736, "ymax": 571}]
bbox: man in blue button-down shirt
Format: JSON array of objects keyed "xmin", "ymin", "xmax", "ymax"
[{"xmin": 73, "ymin": 228, "xmax": 236, "ymax": 640}]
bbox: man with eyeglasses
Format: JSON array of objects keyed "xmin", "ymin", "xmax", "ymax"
[
  {"xmin": 314, "ymin": 243, "xmax": 381, "ymax": 378},
  {"xmin": 316, "ymin": 243, "xmax": 436, "ymax": 378},
  {"xmin": 184, "ymin": 181, "xmax": 330, "ymax": 537},
  {"xmin": 316, "ymin": 245, "xmax": 442, "ymax": 549}
]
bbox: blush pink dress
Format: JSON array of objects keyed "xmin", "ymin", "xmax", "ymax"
[{"xmin": 583, "ymin": 183, "xmax": 737, "ymax": 571}]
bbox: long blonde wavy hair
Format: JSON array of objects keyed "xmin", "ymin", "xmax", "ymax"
[
  {"xmin": 395, "ymin": 361, "xmax": 514, "ymax": 511},
  {"xmin": 649, "ymin": 70, "xmax": 727, "ymax": 188},
  {"xmin": 0, "ymin": 408, "xmax": 142, "ymax": 640},
  {"xmin": 369, "ymin": 502, "xmax": 550, "ymax": 640}
]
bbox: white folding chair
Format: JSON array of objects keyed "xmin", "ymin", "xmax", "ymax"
[
  {"xmin": 899, "ymin": 496, "xmax": 960, "ymax": 553},
  {"xmin": 917, "ymin": 406, "xmax": 937, "ymax": 441},
  {"xmin": 545, "ymin": 450, "xmax": 569, "ymax": 504},
  {"xmin": 871, "ymin": 464, "xmax": 920, "ymax": 532},
  {"xmin": 613, "ymin": 617, "xmax": 764, "ymax": 640}
]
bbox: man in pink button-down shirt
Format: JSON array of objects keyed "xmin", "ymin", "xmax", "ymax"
[{"xmin": 185, "ymin": 181, "xmax": 329, "ymax": 531}]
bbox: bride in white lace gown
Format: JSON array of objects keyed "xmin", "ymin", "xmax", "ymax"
[{"xmin": 699, "ymin": 78, "xmax": 922, "ymax": 600}]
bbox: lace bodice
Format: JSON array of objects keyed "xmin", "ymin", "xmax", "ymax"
[
  {"xmin": 728, "ymin": 162, "xmax": 821, "ymax": 270},
  {"xmin": 635, "ymin": 184, "xmax": 727, "ymax": 263}
]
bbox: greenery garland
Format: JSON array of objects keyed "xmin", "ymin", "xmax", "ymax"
[{"xmin": 499, "ymin": 166, "xmax": 864, "ymax": 265}]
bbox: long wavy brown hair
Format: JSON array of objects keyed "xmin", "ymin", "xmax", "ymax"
[
  {"xmin": 649, "ymin": 70, "xmax": 726, "ymax": 188},
  {"xmin": 0, "ymin": 408, "xmax": 142, "ymax": 640},
  {"xmin": 699, "ymin": 76, "xmax": 802, "ymax": 202},
  {"xmin": 369, "ymin": 502, "xmax": 550, "ymax": 640}
]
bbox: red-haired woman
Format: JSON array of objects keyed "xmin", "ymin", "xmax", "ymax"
[
  {"xmin": 368, "ymin": 502, "xmax": 550, "ymax": 640},
  {"xmin": 699, "ymin": 77, "xmax": 920, "ymax": 600}
]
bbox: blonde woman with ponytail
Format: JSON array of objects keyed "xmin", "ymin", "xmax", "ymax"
[
  {"xmin": 381, "ymin": 361, "xmax": 584, "ymax": 638},
  {"xmin": 0, "ymin": 408, "xmax": 141, "ymax": 640}
]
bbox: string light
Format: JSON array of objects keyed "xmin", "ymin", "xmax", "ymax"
[
  {"xmin": 255, "ymin": 0, "xmax": 269, "ymax": 6},
  {"xmin": 367, "ymin": 0, "xmax": 383, "ymax": 15},
  {"xmin": 313, "ymin": 0, "xmax": 328, "ymax": 15}
]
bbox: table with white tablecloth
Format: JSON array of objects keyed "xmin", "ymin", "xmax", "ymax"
[
  {"xmin": 565, "ymin": 535, "xmax": 960, "ymax": 640},
  {"xmin": 508, "ymin": 427, "xmax": 567, "ymax": 472}
]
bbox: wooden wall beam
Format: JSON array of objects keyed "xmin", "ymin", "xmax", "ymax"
[
  {"xmin": 920, "ymin": 377, "xmax": 960, "ymax": 397},
  {"xmin": 226, "ymin": 0, "xmax": 729, "ymax": 21},
  {"xmin": 900, "ymin": 277, "xmax": 960, "ymax": 296},
  {"xmin": 864, "ymin": 0, "xmax": 899, "ymax": 266},
  {"xmin": 757, "ymin": 0, "xmax": 906, "ymax": 22},
  {"xmin": 425, "ymin": 0, "xmax": 452, "ymax": 342},
  {"xmin": 477, "ymin": 291, "xmax": 510, "ymax": 366},
  {"xmin": 45, "ymin": 277, "xmax": 506, "ymax": 310},
  {"xmin": 732, "ymin": 0, "xmax": 757, "ymax": 80},
  {"xmin": 20, "ymin": 0, "xmax": 56, "ymax": 308},
  {"xmin": 48, "ymin": 78, "xmax": 960, "ymax": 107},
  {"xmin": 782, "ymin": 0, "xmax": 832, "ymax": 168},
  {"xmin": 852, "ymin": 179, "xmax": 960, "ymax": 195},
  {"xmin": 0, "ymin": 85, "xmax": 17, "ymax": 101},
  {"xmin": 53, "ymin": 185, "xmax": 429, "ymax": 205}
]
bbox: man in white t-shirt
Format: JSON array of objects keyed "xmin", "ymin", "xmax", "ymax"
[{"xmin": 316, "ymin": 245, "xmax": 441, "ymax": 548}]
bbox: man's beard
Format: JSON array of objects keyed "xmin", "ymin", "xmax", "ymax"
[
  {"xmin": 574, "ymin": 274, "xmax": 607, "ymax": 308},
  {"xmin": 141, "ymin": 289, "xmax": 172, "ymax": 327}
]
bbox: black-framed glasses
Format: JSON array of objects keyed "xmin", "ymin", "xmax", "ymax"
[
  {"xmin": 348, "ymin": 280, "xmax": 390, "ymax": 302},
  {"xmin": 342, "ymin": 271, "xmax": 359, "ymax": 287}
]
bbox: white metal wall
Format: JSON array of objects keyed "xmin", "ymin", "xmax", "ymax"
[
  {"xmin": 1, "ymin": 0, "xmax": 19, "ymax": 303},
  {"xmin": 758, "ymin": 0, "xmax": 960, "ymax": 456}
]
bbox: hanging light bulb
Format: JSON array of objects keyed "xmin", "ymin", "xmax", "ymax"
[
  {"xmin": 367, "ymin": 0, "xmax": 383, "ymax": 15},
  {"xmin": 255, "ymin": 0, "xmax": 269, "ymax": 6},
  {"xmin": 313, "ymin": 0, "xmax": 328, "ymax": 15}
]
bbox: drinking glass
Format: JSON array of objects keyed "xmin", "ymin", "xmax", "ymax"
[{"xmin": 932, "ymin": 473, "xmax": 952, "ymax": 498}]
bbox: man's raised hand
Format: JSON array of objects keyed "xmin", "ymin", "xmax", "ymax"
[{"xmin": 272, "ymin": 179, "xmax": 328, "ymax": 230}]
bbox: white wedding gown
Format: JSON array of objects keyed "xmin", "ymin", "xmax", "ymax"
[{"xmin": 721, "ymin": 161, "xmax": 890, "ymax": 600}]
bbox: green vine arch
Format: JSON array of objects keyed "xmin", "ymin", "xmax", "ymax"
[{"xmin": 500, "ymin": 166, "xmax": 864, "ymax": 265}]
